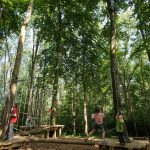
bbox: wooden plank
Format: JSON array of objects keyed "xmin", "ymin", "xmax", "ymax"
[
  {"xmin": 28, "ymin": 137, "xmax": 96, "ymax": 145},
  {"xmin": 1, "ymin": 136, "xmax": 149, "ymax": 150},
  {"xmin": 38, "ymin": 125, "xmax": 65, "ymax": 139},
  {"xmin": 98, "ymin": 138, "xmax": 149, "ymax": 150},
  {"xmin": 0, "ymin": 142, "xmax": 12, "ymax": 150},
  {"xmin": 20, "ymin": 126, "xmax": 34, "ymax": 131},
  {"xmin": 40, "ymin": 125, "xmax": 64, "ymax": 129}
]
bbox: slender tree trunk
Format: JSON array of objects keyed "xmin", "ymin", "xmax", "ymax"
[
  {"xmin": 123, "ymin": 63, "xmax": 138, "ymax": 136},
  {"xmin": 34, "ymin": 88, "xmax": 40, "ymax": 126},
  {"xmin": 27, "ymin": 32, "xmax": 40, "ymax": 115},
  {"xmin": 139, "ymin": 27, "xmax": 150, "ymax": 61},
  {"xmin": 4, "ymin": 28, "xmax": 12, "ymax": 80},
  {"xmin": 51, "ymin": 41, "xmax": 60, "ymax": 125},
  {"xmin": 72, "ymin": 73, "xmax": 77, "ymax": 134},
  {"xmin": 106, "ymin": 0, "xmax": 120, "ymax": 115},
  {"xmin": 140, "ymin": 58, "xmax": 149, "ymax": 135},
  {"xmin": 123, "ymin": 62, "xmax": 132, "ymax": 117},
  {"xmin": 1, "ymin": 0, "xmax": 34, "ymax": 137},
  {"xmin": 0, "ymin": 1, "xmax": 3, "ymax": 19},
  {"xmin": 3, "ymin": 40, "xmax": 7, "ymax": 93},
  {"xmin": 51, "ymin": 4, "xmax": 62, "ymax": 125},
  {"xmin": 83, "ymin": 87, "xmax": 88, "ymax": 135},
  {"xmin": 82, "ymin": 46, "xmax": 88, "ymax": 135},
  {"xmin": 107, "ymin": 0, "xmax": 130, "ymax": 142},
  {"xmin": 3, "ymin": 22, "xmax": 13, "ymax": 93}
]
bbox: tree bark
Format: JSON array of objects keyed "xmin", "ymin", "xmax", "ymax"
[
  {"xmin": 106, "ymin": 0, "xmax": 120, "ymax": 115},
  {"xmin": 83, "ymin": 90, "xmax": 88, "ymax": 135},
  {"xmin": 106, "ymin": 0, "xmax": 130, "ymax": 142},
  {"xmin": 82, "ymin": 45, "xmax": 88, "ymax": 135},
  {"xmin": 51, "ymin": 4, "xmax": 62, "ymax": 125},
  {"xmin": 1, "ymin": 0, "xmax": 34, "ymax": 137},
  {"xmin": 72, "ymin": 73, "xmax": 77, "ymax": 134},
  {"xmin": 27, "ymin": 31, "xmax": 40, "ymax": 115},
  {"xmin": 123, "ymin": 63, "xmax": 138, "ymax": 136},
  {"xmin": 0, "ymin": 1, "xmax": 3, "ymax": 19}
]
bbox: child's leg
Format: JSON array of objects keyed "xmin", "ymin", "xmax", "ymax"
[
  {"xmin": 85, "ymin": 129, "xmax": 96, "ymax": 140},
  {"xmin": 102, "ymin": 128, "xmax": 105, "ymax": 140},
  {"xmin": 120, "ymin": 132, "xmax": 126, "ymax": 143},
  {"xmin": 7, "ymin": 123, "xmax": 14, "ymax": 140},
  {"xmin": 118, "ymin": 132, "xmax": 122, "ymax": 144}
]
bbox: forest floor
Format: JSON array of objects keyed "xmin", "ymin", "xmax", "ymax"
[
  {"xmin": 20, "ymin": 142, "xmax": 99, "ymax": 150},
  {"xmin": 0, "ymin": 135, "xmax": 149, "ymax": 150},
  {"xmin": 19, "ymin": 138, "xmax": 149, "ymax": 150}
]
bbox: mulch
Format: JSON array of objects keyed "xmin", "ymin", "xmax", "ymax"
[{"xmin": 19, "ymin": 141, "xmax": 99, "ymax": 150}]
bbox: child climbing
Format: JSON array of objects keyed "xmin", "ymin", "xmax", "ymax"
[
  {"xmin": 85, "ymin": 107, "xmax": 107, "ymax": 144},
  {"xmin": 115, "ymin": 112, "xmax": 126, "ymax": 144}
]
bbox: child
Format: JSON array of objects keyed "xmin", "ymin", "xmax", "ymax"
[
  {"xmin": 26, "ymin": 114, "xmax": 32, "ymax": 127},
  {"xmin": 48, "ymin": 106, "xmax": 53, "ymax": 125},
  {"xmin": 85, "ymin": 107, "xmax": 107, "ymax": 144},
  {"xmin": 7, "ymin": 103, "xmax": 18, "ymax": 140},
  {"xmin": 116, "ymin": 112, "xmax": 126, "ymax": 144}
]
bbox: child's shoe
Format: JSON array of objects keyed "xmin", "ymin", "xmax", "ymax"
[
  {"xmin": 102, "ymin": 140, "xmax": 107, "ymax": 144},
  {"xmin": 84, "ymin": 138, "xmax": 88, "ymax": 142}
]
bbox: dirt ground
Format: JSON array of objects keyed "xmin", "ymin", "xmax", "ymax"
[{"xmin": 19, "ymin": 142, "xmax": 99, "ymax": 150}]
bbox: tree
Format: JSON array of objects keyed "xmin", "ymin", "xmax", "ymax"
[
  {"xmin": 1, "ymin": 0, "xmax": 34, "ymax": 138},
  {"xmin": 106, "ymin": 0, "xmax": 120, "ymax": 115},
  {"xmin": 106, "ymin": 0, "xmax": 131, "ymax": 142}
]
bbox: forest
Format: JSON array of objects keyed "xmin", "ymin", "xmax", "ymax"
[{"xmin": 0, "ymin": 0, "xmax": 150, "ymax": 139}]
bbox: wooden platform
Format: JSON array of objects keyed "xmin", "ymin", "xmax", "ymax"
[
  {"xmin": 19, "ymin": 124, "xmax": 64, "ymax": 139},
  {"xmin": 20, "ymin": 124, "xmax": 65, "ymax": 139},
  {"xmin": 0, "ymin": 136, "xmax": 25, "ymax": 150},
  {"xmin": 98, "ymin": 138, "xmax": 149, "ymax": 150},
  {"xmin": 20, "ymin": 125, "xmax": 34, "ymax": 131},
  {"xmin": 40, "ymin": 125, "xmax": 64, "ymax": 139},
  {"xmin": 0, "ymin": 136, "xmax": 149, "ymax": 150}
]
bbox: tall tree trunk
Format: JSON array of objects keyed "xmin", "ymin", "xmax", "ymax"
[
  {"xmin": 51, "ymin": 4, "xmax": 62, "ymax": 125},
  {"xmin": 139, "ymin": 25, "xmax": 150, "ymax": 61},
  {"xmin": 123, "ymin": 61, "xmax": 132, "ymax": 117},
  {"xmin": 1, "ymin": 0, "xmax": 34, "ymax": 137},
  {"xmin": 106, "ymin": 0, "xmax": 130, "ymax": 142},
  {"xmin": 82, "ymin": 45, "xmax": 88, "ymax": 135},
  {"xmin": 83, "ymin": 87, "xmax": 88, "ymax": 135},
  {"xmin": 140, "ymin": 58, "xmax": 150, "ymax": 135},
  {"xmin": 27, "ymin": 32, "xmax": 40, "ymax": 115},
  {"xmin": 0, "ymin": 1, "xmax": 3, "ymax": 19},
  {"xmin": 3, "ymin": 17, "xmax": 11, "ymax": 94},
  {"xmin": 123, "ymin": 63, "xmax": 138, "ymax": 136},
  {"xmin": 3, "ymin": 39, "xmax": 7, "ymax": 94},
  {"xmin": 106, "ymin": 0, "xmax": 120, "ymax": 115},
  {"xmin": 72, "ymin": 73, "xmax": 77, "ymax": 134}
]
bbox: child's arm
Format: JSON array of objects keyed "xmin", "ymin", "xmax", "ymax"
[
  {"xmin": 91, "ymin": 114, "xmax": 95, "ymax": 119},
  {"xmin": 115, "ymin": 113, "xmax": 119, "ymax": 120}
]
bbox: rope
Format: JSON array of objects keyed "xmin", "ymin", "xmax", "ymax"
[
  {"xmin": 105, "ymin": 128, "xmax": 116, "ymax": 134},
  {"xmin": 13, "ymin": 127, "xmax": 31, "ymax": 136}
]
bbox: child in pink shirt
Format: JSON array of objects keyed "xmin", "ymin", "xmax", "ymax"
[{"xmin": 85, "ymin": 107, "xmax": 107, "ymax": 144}]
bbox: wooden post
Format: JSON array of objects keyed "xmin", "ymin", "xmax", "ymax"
[
  {"xmin": 44, "ymin": 129, "xmax": 49, "ymax": 139},
  {"xmin": 53, "ymin": 128, "xmax": 57, "ymax": 139},
  {"xmin": 58, "ymin": 127, "xmax": 62, "ymax": 137}
]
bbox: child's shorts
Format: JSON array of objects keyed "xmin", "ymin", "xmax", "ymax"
[{"xmin": 93, "ymin": 123, "xmax": 104, "ymax": 130}]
